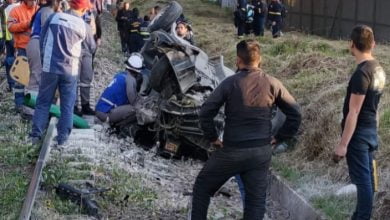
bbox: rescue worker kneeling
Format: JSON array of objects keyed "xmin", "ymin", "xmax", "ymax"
[{"xmin": 95, "ymin": 53, "xmax": 143, "ymax": 127}]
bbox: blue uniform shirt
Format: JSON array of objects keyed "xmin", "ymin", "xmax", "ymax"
[
  {"xmin": 96, "ymin": 72, "xmax": 137, "ymax": 113},
  {"xmin": 31, "ymin": 11, "xmax": 42, "ymax": 37}
]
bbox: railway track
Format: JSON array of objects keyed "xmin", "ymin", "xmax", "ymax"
[{"xmin": 18, "ymin": 114, "xmax": 294, "ymax": 219}]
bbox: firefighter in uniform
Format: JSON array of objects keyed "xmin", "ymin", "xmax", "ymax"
[
  {"xmin": 139, "ymin": 15, "xmax": 150, "ymax": 49},
  {"xmin": 127, "ymin": 7, "xmax": 143, "ymax": 53},
  {"xmin": 268, "ymin": 0, "xmax": 283, "ymax": 38}
]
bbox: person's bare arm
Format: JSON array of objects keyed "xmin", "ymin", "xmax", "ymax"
[{"xmin": 333, "ymin": 94, "xmax": 365, "ymax": 162}]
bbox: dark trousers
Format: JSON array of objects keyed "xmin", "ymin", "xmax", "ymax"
[
  {"xmin": 5, "ymin": 40, "xmax": 15, "ymax": 89},
  {"xmin": 237, "ymin": 19, "xmax": 248, "ymax": 37},
  {"xmin": 77, "ymin": 52, "xmax": 94, "ymax": 106},
  {"xmin": 119, "ymin": 30, "xmax": 128, "ymax": 53},
  {"xmin": 271, "ymin": 20, "xmax": 282, "ymax": 38},
  {"xmin": 253, "ymin": 15, "xmax": 265, "ymax": 36},
  {"xmin": 191, "ymin": 145, "xmax": 272, "ymax": 220},
  {"xmin": 346, "ymin": 126, "xmax": 378, "ymax": 220},
  {"xmin": 127, "ymin": 33, "xmax": 143, "ymax": 53},
  {"xmin": 95, "ymin": 104, "xmax": 136, "ymax": 127}
]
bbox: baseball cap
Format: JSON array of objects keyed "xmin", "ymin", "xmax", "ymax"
[{"xmin": 69, "ymin": 0, "xmax": 92, "ymax": 10}]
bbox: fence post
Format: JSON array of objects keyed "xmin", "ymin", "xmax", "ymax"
[
  {"xmin": 299, "ymin": 0, "xmax": 302, "ymax": 30},
  {"xmin": 354, "ymin": 0, "xmax": 358, "ymax": 25},
  {"xmin": 323, "ymin": 0, "xmax": 328, "ymax": 35},
  {"xmin": 373, "ymin": 0, "xmax": 377, "ymax": 32},
  {"xmin": 310, "ymin": 0, "xmax": 314, "ymax": 34}
]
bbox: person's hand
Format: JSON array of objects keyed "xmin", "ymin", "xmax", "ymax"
[
  {"xmin": 211, "ymin": 139, "xmax": 223, "ymax": 148},
  {"xmin": 271, "ymin": 137, "xmax": 277, "ymax": 146},
  {"xmin": 333, "ymin": 143, "xmax": 347, "ymax": 163},
  {"xmin": 96, "ymin": 38, "xmax": 102, "ymax": 46},
  {"xmin": 272, "ymin": 21, "xmax": 276, "ymax": 26}
]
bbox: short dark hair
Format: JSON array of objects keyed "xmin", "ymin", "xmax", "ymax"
[
  {"xmin": 236, "ymin": 39, "xmax": 261, "ymax": 66},
  {"xmin": 350, "ymin": 25, "xmax": 374, "ymax": 52},
  {"xmin": 154, "ymin": 5, "xmax": 161, "ymax": 12}
]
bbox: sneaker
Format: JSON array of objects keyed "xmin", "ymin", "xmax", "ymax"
[
  {"xmin": 21, "ymin": 113, "xmax": 33, "ymax": 121},
  {"xmin": 74, "ymin": 106, "xmax": 83, "ymax": 116},
  {"xmin": 82, "ymin": 104, "xmax": 95, "ymax": 115},
  {"xmin": 52, "ymin": 136, "xmax": 69, "ymax": 150}
]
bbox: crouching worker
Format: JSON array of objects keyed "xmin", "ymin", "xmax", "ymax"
[
  {"xmin": 191, "ymin": 39, "xmax": 301, "ymax": 219},
  {"xmin": 95, "ymin": 53, "xmax": 144, "ymax": 128}
]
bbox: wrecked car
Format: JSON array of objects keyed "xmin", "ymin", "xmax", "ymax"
[
  {"xmin": 132, "ymin": 1, "xmax": 290, "ymax": 160},
  {"xmin": 131, "ymin": 1, "xmax": 234, "ymax": 160}
]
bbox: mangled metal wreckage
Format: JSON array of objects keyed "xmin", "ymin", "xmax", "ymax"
[{"xmin": 131, "ymin": 1, "xmax": 234, "ymax": 160}]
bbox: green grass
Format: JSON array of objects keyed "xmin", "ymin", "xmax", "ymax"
[
  {"xmin": 0, "ymin": 97, "xmax": 39, "ymax": 218},
  {"xmin": 0, "ymin": 142, "xmax": 39, "ymax": 166},
  {"xmin": 271, "ymin": 159, "xmax": 302, "ymax": 184},
  {"xmin": 311, "ymin": 195, "xmax": 355, "ymax": 220},
  {"xmin": 266, "ymin": 38, "xmax": 310, "ymax": 56},
  {"xmin": 0, "ymin": 170, "xmax": 30, "ymax": 217},
  {"xmin": 97, "ymin": 166, "xmax": 158, "ymax": 209},
  {"xmin": 380, "ymin": 109, "xmax": 390, "ymax": 129},
  {"xmin": 50, "ymin": 195, "xmax": 81, "ymax": 215},
  {"xmin": 42, "ymin": 159, "xmax": 91, "ymax": 188}
]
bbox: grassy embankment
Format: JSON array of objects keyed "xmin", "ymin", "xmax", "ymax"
[{"xmin": 182, "ymin": 0, "xmax": 390, "ymax": 219}]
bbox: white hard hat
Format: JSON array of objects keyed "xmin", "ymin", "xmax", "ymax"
[{"xmin": 125, "ymin": 53, "xmax": 144, "ymax": 73}]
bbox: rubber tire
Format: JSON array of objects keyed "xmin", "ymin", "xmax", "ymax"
[{"xmin": 148, "ymin": 1, "xmax": 183, "ymax": 32}]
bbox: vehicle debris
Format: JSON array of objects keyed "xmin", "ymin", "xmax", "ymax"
[{"xmin": 55, "ymin": 183, "xmax": 110, "ymax": 219}]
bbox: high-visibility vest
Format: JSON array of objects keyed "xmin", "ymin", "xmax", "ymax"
[
  {"xmin": 4, "ymin": 13, "xmax": 12, "ymax": 40},
  {"xmin": 4, "ymin": 3, "xmax": 19, "ymax": 41}
]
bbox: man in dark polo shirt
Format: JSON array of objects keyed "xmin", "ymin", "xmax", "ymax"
[
  {"xmin": 333, "ymin": 25, "xmax": 386, "ymax": 220},
  {"xmin": 191, "ymin": 39, "xmax": 301, "ymax": 219}
]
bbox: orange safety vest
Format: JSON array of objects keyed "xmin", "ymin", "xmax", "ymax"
[{"xmin": 8, "ymin": 2, "xmax": 38, "ymax": 49}]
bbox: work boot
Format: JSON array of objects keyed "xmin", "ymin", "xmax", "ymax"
[
  {"xmin": 82, "ymin": 103, "xmax": 95, "ymax": 115},
  {"xmin": 74, "ymin": 106, "xmax": 83, "ymax": 116}
]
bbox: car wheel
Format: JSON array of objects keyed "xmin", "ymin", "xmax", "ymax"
[{"xmin": 148, "ymin": 1, "xmax": 183, "ymax": 32}]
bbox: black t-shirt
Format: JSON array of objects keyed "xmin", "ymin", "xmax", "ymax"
[{"xmin": 342, "ymin": 60, "xmax": 386, "ymax": 129}]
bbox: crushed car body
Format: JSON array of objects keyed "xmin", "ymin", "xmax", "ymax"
[{"xmin": 131, "ymin": 1, "xmax": 234, "ymax": 160}]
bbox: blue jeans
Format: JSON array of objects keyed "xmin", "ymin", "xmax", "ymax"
[
  {"xmin": 14, "ymin": 48, "xmax": 26, "ymax": 108},
  {"xmin": 346, "ymin": 126, "xmax": 378, "ymax": 220},
  {"xmin": 235, "ymin": 175, "xmax": 246, "ymax": 207},
  {"xmin": 31, "ymin": 72, "xmax": 78, "ymax": 144},
  {"xmin": 5, "ymin": 40, "xmax": 15, "ymax": 89}
]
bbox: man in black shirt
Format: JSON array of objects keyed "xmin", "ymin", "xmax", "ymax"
[
  {"xmin": 191, "ymin": 39, "xmax": 301, "ymax": 219},
  {"xmin": 333, "ymin": 25, "xmax": 386, "ymax": 220}
]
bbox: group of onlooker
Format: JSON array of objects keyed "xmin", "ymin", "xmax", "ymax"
[
  {"xmin": 235, "ymin": 0, "xmax": 287, "ymax": 38},
  {"xmin": 0, "ymin": 0, "xmax": 102, "ymax": 146}
]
